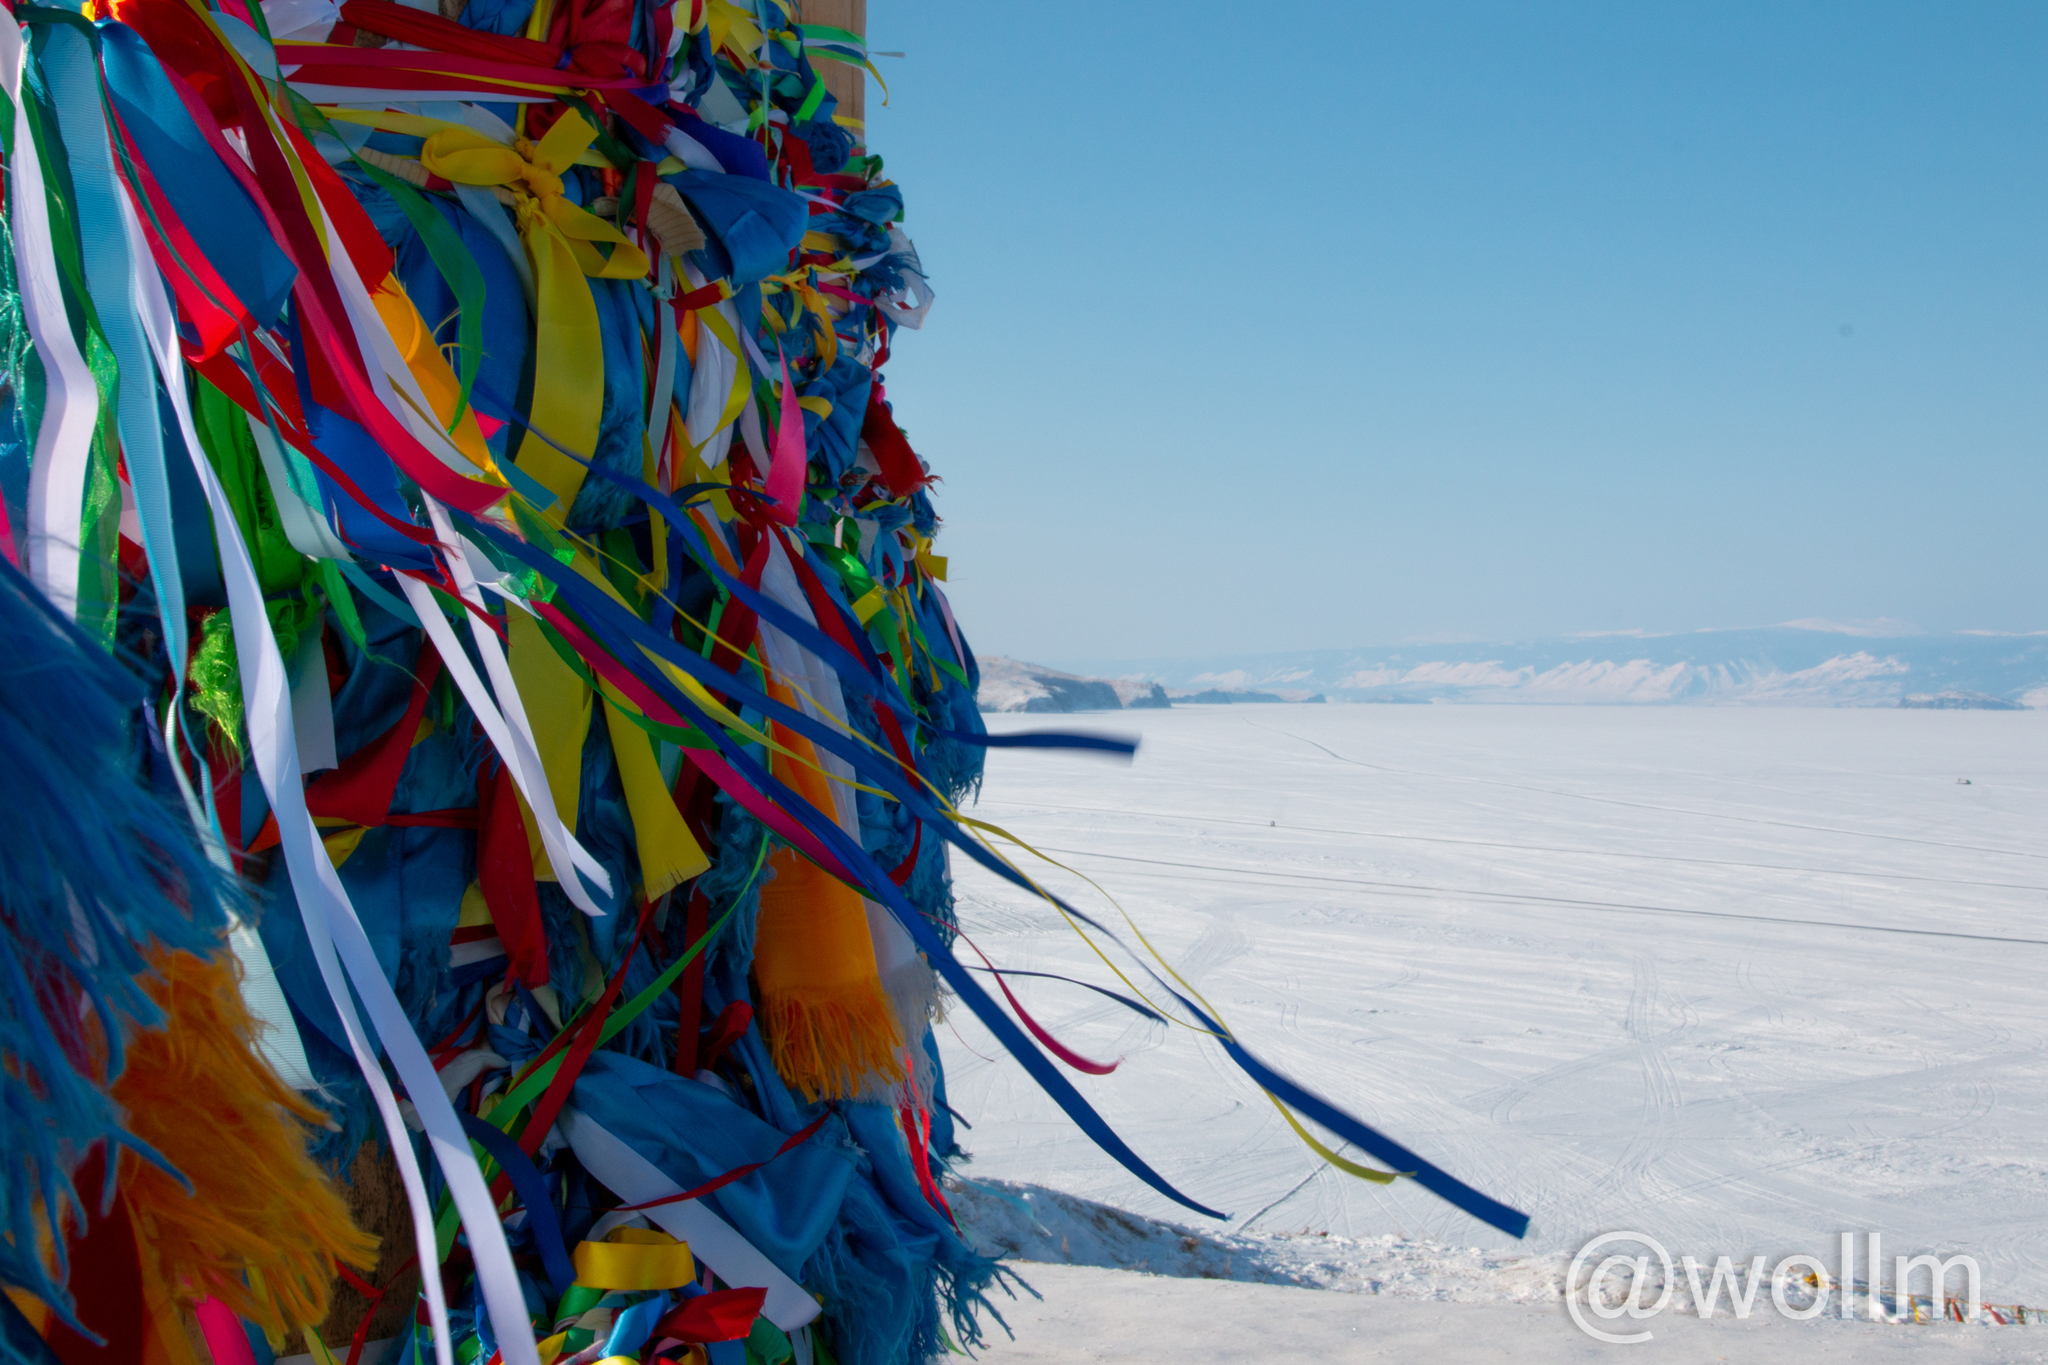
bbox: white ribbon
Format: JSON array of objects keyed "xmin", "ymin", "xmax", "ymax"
[
  {"xmin": 398, "ymin": 498, "xmax": 612, "ymax": 913},
  {"xmin": 30, "ymin": 25, "xmax": 319, "ymax": 1094},
  {"xmin": 247, "ymin": 412, "xmax": 357, "ymax": 560},
  {"xmin": 558, "ymin": 1106, "xmax": 820, "ymax": 1331},
  {"xmin": 291, "ymin": 627, "xmax": 340, "ymax": 773},
  {"xmin": 660, "ymin": 126, "xmax": 724, "ymax": 173},
  {"xmin": 2, "ymin": 20, "xmax": 97, "ymax": 623},
  {"xmin": 876, "ymin": 226, "xmax": 933, "ymax": 331},
  {"xmin": 682, "ymin": 262, "xmax": 741, "ymax": 466},
  {"xmin": 256, "ymin": 0, "xmax": 340, "ymax": 43}
]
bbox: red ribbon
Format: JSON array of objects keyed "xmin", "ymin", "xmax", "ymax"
[
  {"xmin": 477, "ymin": 759, "xmax": 550, "ymax": 988},
  {"xmin": 763, "ymin": 349, "xmax": 805, "ymax": 526},
  {"xmin": 246, "ymin": 648, "xmax": 444, "ymax": 851},
  {"xmin": 651, "ymin": 1288, "xmax": 766, "ymax": 1347},
  {"xmin": 617, "ymin": 1112, "xmax": 829, "ymax": 1215},
  {"xmin": 508, "ymin": 901, "xmax": 657, "ymax": 1177},
  {"xmin": 860, "ymin": 384, "xmax": 931, "ymax": 497},
  {"xmin": 274, "ymin": 42, "xmax": 646, "ymax": 91},
  {"xmin": 949, "ymin": 924, "xmax": 1121, "ymax": 1077},
  {"xmin": 900, "ymin": 1104, "xmax": 955, "ymax": 1225},
  {"xmin": 335, "ymin": 0, "xmax": 556, "ymax": 66}
]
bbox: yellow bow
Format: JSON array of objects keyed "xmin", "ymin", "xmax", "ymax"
[{"xmin": 421, "ymin": 114, "xmax": 650, "ymax": 520}]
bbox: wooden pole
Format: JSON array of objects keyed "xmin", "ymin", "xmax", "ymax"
[{"xmin": 799, "ymin": 0, "xmax": 865, "ymax": 128}]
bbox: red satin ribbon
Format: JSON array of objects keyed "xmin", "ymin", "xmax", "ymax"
[
  {"xmin": 618, "ymin": 1113, "xmax": 828, "ymax": 1215},
  {"xmin": 650, "ymin": 1288, "xmax": 767, "ymax": 1347},
  {"xmin": 860, "ymin": 384, "xmax": 930, "ymax": 497},
  {"xmin": 247, "ymin": 647, "xmax": 444, "ymax": 850},
  {"xmin": 900, "ymin": 1104, "xmax": 954, "ymax": 1224},
  {"xmin": 478, "ymin": 759, "xmax": 549, "ymax": 987},
  {"xmin": 948, "ymin": 924, "xmax": 1121, "ymax": 1077},
  {"xmin": 335, "ymin": 0, "xmax": 557, "ymax": 66},
  {"xmin": 43, "ymin": 1153, "xmax": 146, "ymax": 1365},
  {"xmin": 273, "ymin": 42, "xmax": 647, "ymax": 91},
  {"xmin": 510, "ymin": 901, "xmax": 656, "ymax": 1168},
  {"xmin": 763, "ymin": 350, "xmax": 805, "ymax": 525}
]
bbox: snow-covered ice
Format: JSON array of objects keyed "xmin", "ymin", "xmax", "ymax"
[
  {"xmin": 937, "ymin": 704, "xmax": 2048, "ymax": 1354},
  {"xmin": 965, "ymin": 1262, "xmax": 2042, "ymax": 1363}
]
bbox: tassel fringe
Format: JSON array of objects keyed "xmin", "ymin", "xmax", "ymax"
[
  {"xmin": 113, "ymin": 948, "xmax": 378, "ymax": 1333},
  {"xmin": 760, "ymin": 980, "xmax": 908, "ymax": 1104}
]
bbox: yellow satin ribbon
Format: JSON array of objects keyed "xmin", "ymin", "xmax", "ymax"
[
  {"xmin": 370, "ymin": 274, "xmax": 499, "ymax": 472},
  {"xmin": 572, "ymin": 1229, "xmax": 696, "ymax": 1290},
  {"xmin": 507, "ymin": 608, "xmax": 591, "ymax": 880},
  {"xmin": 599, "ymin": 691, "xmax": 710, "ymax": 899},
  {"xmin": 421, "ymin": 115, "xmax": 650, "ymax": 522},
  {"xmin": 325, "ymin": 108, "xmax": 613, "ymax": 170},
  {"xmin": 1264, "ymin": 1091, "xmax": 1404, "ymax": 1184}
]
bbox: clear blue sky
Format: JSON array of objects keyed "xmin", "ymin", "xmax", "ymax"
[{"xmin": 863, "ymin": 3, "xmax": 2048, "ymax": 664}]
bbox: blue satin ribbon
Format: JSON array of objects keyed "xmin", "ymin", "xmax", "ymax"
[
  {"xmin": 602, "ymin": 1294, "xmax": 667, "ymax": 1358},
  {"xmin": 97, "ymin": 23, "xmax": 297, "ymax": 331},
  {"xmin": 280, "ymin": 310, "xmax": 438, "ymax": 570},
  {"xmin": 456, "ymin": 1110, "xmax": 576, "ymax": 1296}
]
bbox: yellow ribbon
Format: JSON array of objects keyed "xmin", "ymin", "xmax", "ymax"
[
  {"xmin": 507, "ymin": 609, "xmax": 592, "ymax": 879},
  {"xmin": 1264, "ymin": 1092, "xmax": 1405, "ymax": 1184},
  {"xmin": 599, "ymin": 693, "xmax": 710, "ymax": 899},
  {"xmin": 571, "ymin": 1229, "xmax": 697, "ymax": 1291},
  {"xmin": 421, "ymin": 115, "xmax": 650, "ymax": 521},
  {"xmin": 761, "ymin": 269, "xmax": 838, "ymax": 370}
]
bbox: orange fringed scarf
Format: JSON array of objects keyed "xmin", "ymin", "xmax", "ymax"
[
  {"xmin": 112, "ymin": 947, "xmax": 378, "ymax": 1335},
  {"xmin": 752, "ymin": 695, "xmax": 906, "ymax": 1102},
  {"xmin": 755, "ymin": 849, "xmax": 907, "ymax": 1101}
]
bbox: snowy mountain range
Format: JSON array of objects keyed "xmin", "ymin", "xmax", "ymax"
[{"xmin": 1039, "ymin": 625, "xmax": 2048, "ymax": 708}]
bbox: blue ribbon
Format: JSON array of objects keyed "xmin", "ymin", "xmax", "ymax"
[{"xmin": 455, "ymin": 1111, "xmax": 575, "ymax": 1296}]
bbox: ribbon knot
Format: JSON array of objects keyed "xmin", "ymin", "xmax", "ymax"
[
  {"xmin": 419, "ymin": 112, "xmax": 650, "ymax": 520},
  {"xmin": 420, "ymin": 114, "xmax": 648, "ymax": 283},
  {"xmin": 509, "ymin": 137, "xmax": 565, "ymax": 201}
]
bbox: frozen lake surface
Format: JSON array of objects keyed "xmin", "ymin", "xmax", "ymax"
[{"xmin": 939, "ymin": 704, "xmax": 2048, "ymax": 1305}]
